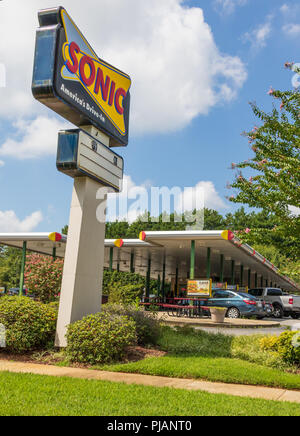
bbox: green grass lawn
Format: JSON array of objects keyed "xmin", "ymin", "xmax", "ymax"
[
  {"xmin": 97, "ymin": 326, "xmax": 300, "ymax": 391},
  {"xmin": 0, "ymin": 371, "xmax": 299, "ymax": 416},
  {"xmin": 99, "ymin": 355, "xmax": 300, "ymax": 391}
]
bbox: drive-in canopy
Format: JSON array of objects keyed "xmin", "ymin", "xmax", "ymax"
[
  {"xmin": 0, "ymin": 230, "xmax": 299, "ymax": 294},
  {"xmin": 105, "ymin": 230, "xmax": 300, "ymax": 294}
]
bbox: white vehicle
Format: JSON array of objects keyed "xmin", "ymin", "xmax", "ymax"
[{"xmin": 249, "ymin": 288, "xmax": 300, "ymax": 319}]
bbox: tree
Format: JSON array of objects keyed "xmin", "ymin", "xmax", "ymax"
[
  {"xmin": 0, "ymin": 247, "xmax": 22, "ymax": 289},
  {"xmin": 229, "ymin": 67, "xmax": 300, "ymax": 259},
  {"xmin": 203, "ymin": 209, "xmax": 226, "ymax": 230},
  {"xmin": 25, "ymin": 254, "xmax": 64, "ymax": 303},
  {"xmin": 61, "ymin": 225, "xmax": 68, "ymax": 235}
]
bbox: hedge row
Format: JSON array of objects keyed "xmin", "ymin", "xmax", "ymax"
[{"xmin": 0, "ymin": 297, "xmax": 161, "ymax": 365}]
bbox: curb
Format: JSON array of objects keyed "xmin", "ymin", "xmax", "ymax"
[{"xmin": 160, "ymin": 318, "xmax": 281, "ymax": 329}]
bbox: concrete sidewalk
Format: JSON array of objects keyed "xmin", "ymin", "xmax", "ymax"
[{"xmin": 0, "ymin": 359, "xmax": 300, "ymax": 404}]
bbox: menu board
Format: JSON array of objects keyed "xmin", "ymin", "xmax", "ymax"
[
  {"xmin": 227, "ymin": 285, "xmax": 239, "ymax": 291},
  {"xmin": 187, "ymin": 279, "xmax": 212, "ymax": 297},
  {"xmin": 212, "ymin": 282, "xmax": 227, "ymax": 290}
]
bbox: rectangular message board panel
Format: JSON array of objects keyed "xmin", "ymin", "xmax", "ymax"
[
  {"xmin": 212, "ymin": 282, "xmax": 228, "ymax": 290},
  {"xmin": 32, "ymin": 7, "xmax": 131, "ymax": 147},
  {"xmin": 57, "ymin": 129, "xmax": 124, "ymax": 192},
  {"xmin": 227, "ymin": 285, "xmax": 239, "ymax": 291},
  {"xmin": 187, "ymin": 279, "xmax": 212, "ymax": 298}
]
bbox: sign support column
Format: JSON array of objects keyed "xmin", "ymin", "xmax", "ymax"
[{"xmin": 55, "ymin": 176, "xmax": 107, "ymax": 347}]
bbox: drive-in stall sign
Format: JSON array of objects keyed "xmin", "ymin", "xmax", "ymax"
[{"xmin": 57, "ymin": 129, "xmax": 124, "ymax": 191}]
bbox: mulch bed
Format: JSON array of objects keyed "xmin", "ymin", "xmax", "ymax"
[
  {"xmin": 0, "ymin": 346, "xmax": 166, "ymax": 369},
  {"xmin": 124, "ymin": 346, "xmax": 166, "ymax": 362}
]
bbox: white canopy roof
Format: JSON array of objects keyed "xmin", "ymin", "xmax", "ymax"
[{"xmin": 0, "ymin": 231, "xmax": 298, "ymax": 293}]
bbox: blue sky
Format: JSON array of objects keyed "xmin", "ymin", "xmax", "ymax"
[{"xmin": 0, "ymin": 0, "xmax": 299, "ymax": 232}]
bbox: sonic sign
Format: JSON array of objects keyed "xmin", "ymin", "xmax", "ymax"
[{"xmin": 32, "ymin": 7, "xmax": 131, "ymax": 147}]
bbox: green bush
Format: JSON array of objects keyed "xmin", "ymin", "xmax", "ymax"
[
  {"xmin": 48, "ymin": 301, "xmax": 60, "ymax": 313},
  {"xmin": 66, "ymin": 312, "xmax": 137, "ymax": 365},
  {"xmin": 261, "ymin": 331, "xmax": 300, "ymax": 365},
  {"xmin": 103, "ymin": 271, "xmax": 144, "ymax": 292},
  {"xmin": 108, "ymin": 282, "xmax": 145, "ymax": 305},
  {"xmin": 102, "ymin": 270, "xmax": 158, "ymax": 297},
  {"xmin": 102, "ymin": 304, "xmax": 161, "ymax": 346},
  {"xmin": 0, "ymin": 296, "xmax": 57, "ymax": 353},
  {"xmin": 231, "ymin": 335, "xmax": 289, "ymax": 369},
  {"xmin": 25, "ymin": 254, "xmax": 63, "ymax": 303}
]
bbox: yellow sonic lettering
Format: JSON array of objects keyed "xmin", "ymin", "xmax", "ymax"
[{"xmin": 62, "ymin": 41, "xmax": 131, "ymax": 135}]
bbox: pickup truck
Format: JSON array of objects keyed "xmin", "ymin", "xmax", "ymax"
[{"xmin": 248, "ymin": 288, "xmax": 300, "ymax": 319}]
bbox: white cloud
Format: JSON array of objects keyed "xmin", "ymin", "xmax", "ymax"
[
  {"xmin": 280, "ymin": 3, "xmax": 300, "ymax": 16},
  {"xmin": 282, "ymin": 23, "xmax": 300, "ymax": 37},
  {"xmin": 280, "ymin": 4, "xmax": 290, "ymax": 14},
  {"xmin": 178, "ymin": 181, "xmax": 229, "ymax": 212},
  {"xmin": 0, "ymin": 116, "xmax": 70, "ymax": 159},
  {"xmin": 107, "ymin": 175, "xmax": 148, "ymax": 223},
  {"xmin": 0, "ymin": 0, "xmax": 247, "ymax": 139},
  {"xmin": 280, "ymin": 4, "xmax": 300, "ymax": 38},
  {"xmin": 0, "ymin": 210, "xmax": 43, "ymax": 232},
  {"xmin": 214, "ymin": 0, "xmax": 248, "ymax": 15},
  {"xmin": 0, "ymin": 160, "xmax": 4, "ymax": 167},
  {"xmin": 106, "ymin": 176, "xmax": 228, "ymax": 223},
  {"xmin": 243, "ymin": 16, "xmax": 273, "ymax": 50}
]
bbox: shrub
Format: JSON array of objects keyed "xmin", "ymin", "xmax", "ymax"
[
  {"xmin": 103, "ymin": 271, "xmax": 144, "ymax": 292},
  {"xmin": 25, "ymin": 254, "xmax": 64, "ymax": 303},
  {"xmin": 48, "ymin": 301, "xmax": 60, "ymax": 313},
  {"xmin": 261, "ymin": 331, "xmax": 300, "ymax": 365},
  {"xmin": 66, "ymin": 312, "xmax": 137, "ymax": 365},
  {"xmin": 0, "ymin": 296, "xmax": 57, "ymax": 353},
  {"xmin": 231, "ymin": 335, "xmax": 288, "ymax": 369},
  {"xmin": 102, "ymin": 270, "xmax": 158, "ymax": 297},
  {"xmin": 102, "ymin": 304, "xmax": 161, "ymax": 346},
  {"xmin": 108, "ymin": 282, "xmax": 145, "ymax": 305}
]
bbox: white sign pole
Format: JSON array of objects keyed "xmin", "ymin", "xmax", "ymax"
[{"xmin": 55, "ymin": 151, "xmax": 108, "ymax": 347}]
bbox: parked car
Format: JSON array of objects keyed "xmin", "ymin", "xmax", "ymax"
[
  {"xmin": 207, "ymin": 290, "xmax": 266, "ymax": 319},
  {"xmin": 8, "ymin": 288, "xmax": 28, "ymax": 297},
  {"xmin": 248, "ymin": 288, "xmax": 300, "ymax": 319}
]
